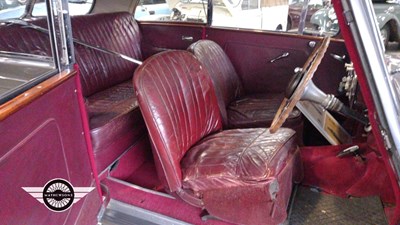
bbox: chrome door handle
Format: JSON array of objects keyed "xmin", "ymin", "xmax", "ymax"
[
  {"xmin": 182, "ymin": 36, "xmax": 193, "ymax": 42},
  {"xmin": 270, "ymin": 52, "xmax": 289, "ymax": 63}
]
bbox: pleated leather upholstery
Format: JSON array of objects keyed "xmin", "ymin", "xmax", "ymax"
[
  {"xmin": 228, "ymin": 93, "xmax": 302, "ymax": 128},
  {"xmin": 74, "ymin": 13, "xmax": 145, "ymax": 172},
  {"xmin": 0, "ymin": 20, "xmax": 51, "ymax": 56},
  {"xmin": 0, "ymin": 12, "xmax": 145, "ymax": 172},
  {"xmin": 182, "ymin": 128, "xmax": 298, "ymax": 191},
  {"xmin": 72, "ymin": 12, "xmax": 144, "ymax": 172},
  {"xmin": 87, "ymin": 81, "xmax": 147, "ymax": 172},
  {"xmin": 71, "ymin": 12, "xmax": 142, "ymax": 97},
  {"xmin": 134, "ymin": 50, "xmax": 302, "ymax": 225},
  {"xmin": 134, "ymin": 50, "xmax": 222, "ymax": 192},
  {"xmin": 188, "ymin": 40, "xmax": 303, "ymax": 132},
  {"xmin": 188, "ymin": 39, "xmax": 243, "ymax": 125}
]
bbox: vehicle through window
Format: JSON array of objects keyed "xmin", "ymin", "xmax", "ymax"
[{"xmin": 0, "ymin": 0, "xmax": 94, "ymax": 20}]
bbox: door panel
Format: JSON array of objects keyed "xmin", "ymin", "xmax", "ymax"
[
  {"xmin": 207, "ymin": 28, "xmax": 348, "ymax": 95},
  {"xmin": 0, "ymin": 72, "xmax": 101, "ymax": 224},
  {"xmin": 139, "ymin": 22, "xmax": 348, "ymax": 96},
  {"xmin": 139, "ymin": 22, "xmax": 205, "ymax": 59}
]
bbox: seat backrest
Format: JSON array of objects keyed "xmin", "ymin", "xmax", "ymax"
[
  {"xmin": 134, "ymin": 50, "xmax": 222, "ymax": 192},
  {"xmin": 0, "ymin": 12, "xmax": 142, "ymax": 97},
  {"xmin": 188, "ymin": 40, "xmax": 243, "ymax": 126},
  {"xmin": 71, "ymin": 12, "xmax": 142, "ymax": 97}
]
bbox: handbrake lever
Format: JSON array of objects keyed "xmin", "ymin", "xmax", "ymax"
[{"xmin": 337, "ymin": 145, "xmax": 365, "ymax": 161}]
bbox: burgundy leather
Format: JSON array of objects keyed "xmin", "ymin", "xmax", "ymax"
[
  {"xmin": 182, "ymin": 128, "xmax": 297, "ymax": 191},
  {"xmin": 134, "ymin": 50, "xmax": 222, "ymax": 192},
  {"xmin": 71, "ymin": 12, "xmax": 144, "ymax": 172},
  {"xmin": 0, "ymin": 21, "xmax": 51, "ymax": 56},
  {"xmin": 71, "ymin": 12, "xmax": 142, "ymax": 96},
  {"xmin": 188, "ymin": 40, "xmax": 303, "ymax": 132},
  {"xmin": 134, "ymin": 50, "xmax": 302, "ymax": 225},
  {"xmin": 228, "ymin": 93, "xmax": 302, "ymax": 128},
  {"xmin": 0, "ymin": 12, "xmax": 142, "ymax": 97},
  {"xmin": 87, "ymin": 81, "xmax": 147, "ymax": 172},
  {"xmin": 187, "ymin": 39, "xmax": 243, "ymax": 125},
  {"xmin": 0, "ymin": 12, "xmax": 145, "ymax": 172},
  {"xmin": 201, "ymin": 147, "xmax": 301, "ymax": 225}
]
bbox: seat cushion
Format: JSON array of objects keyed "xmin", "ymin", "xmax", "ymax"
[
  {"xmin": 227, "ymin": 93, "xmax": 302, "ymax": 129},
  {"xmin": 87, "ymin": 81, "xmax": 147, "ymax": 172},
  {"xmin": 181, "ymin": 128, "xmax": 298, "ymax": 191},
  {"xmin": 181, "ymin": 128, "xmax": 302, "ymax": 225}
]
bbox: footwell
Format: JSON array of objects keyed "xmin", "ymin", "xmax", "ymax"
[{"xmin": 288, "ymin": 186, "xmax": 388, "ymax": 225}]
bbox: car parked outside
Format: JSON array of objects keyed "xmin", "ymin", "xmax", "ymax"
[
  {"xmin": 287, "ymin": 0, "xmax": 329, "ymax": 31},
  {"xmin": 134, "ymin": 0, "xmax": 171, "ymax": 20},
  {"xmin": 68, "ymin": 0, "xmax": 86, "ymax": 3},
  {"xmin": 0, "ymin": 0, "xmax": 26, "ymax": 10},
  {"xmin": 311, "ymin": 0, "xmax": 400, "ymax": 46},
  {"xmin": 0, "ymin": 0, "xmax": 94, "ymax": 20},
  {"xmin": 136, "ymin": 0, "xmax": 290, "ymax": 31},
  {"xmin": 374, "ymin": 0, "xmax": 400, "ymax": 47}
]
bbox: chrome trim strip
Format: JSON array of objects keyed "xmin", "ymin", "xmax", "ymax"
[
  {"xmin": 100, "ymin": 199, "xmax": 191, "ymax": 225},
  {"xmin": 106, "ymin": 177, "xmax": 175, "ymax": 199},
  {"xmin": 0, "ymin": 76, "xmax": 27, "ymax": 82}
]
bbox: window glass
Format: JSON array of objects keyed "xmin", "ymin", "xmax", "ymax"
[
  {"xmin": 130, "ymin": 0, "xmax": 341, "ymax": 37},
  {"xmin": 134, "ymin": 0, "xmax": 208, "ymax": 23},
  {"xmin": 0, "ymin": 0, "xmax": 73, "ymax": 103},
  {"xmin": 241, "ymin": 0, "xmax": 258, "ymax": 10},
  {"xmin": 33, "ymin": 0, "xmax": 94, "ymax": 17},
  {"xmin": 212, "ymin": 0, "xmax": 289, "ymax": 30},
  {"xmin": 0, "ymin": 0, "xmax": 27, "ymax": 20},
  {"xmin": 293, "ymin": 0, "xmax": 339, "ymax": 36},
  {"xmin": 0, "ymin": 0, "xmax": 93, "ymax": 20}
]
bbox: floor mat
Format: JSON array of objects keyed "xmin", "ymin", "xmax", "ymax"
[{"xmin": 288, "ymin": 186, "xmax": 388, "ymax": 225}]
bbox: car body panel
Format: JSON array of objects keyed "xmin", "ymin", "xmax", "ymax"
[
  {"xmin": 0, "ymin": 71, "xmax": 102, "ymax": 224},
  {"xmin": 312, "ymin": 0, "xmax": 400, "ymax": 42},
  {"xmin": 288, "ymin": 0, "xmax": 326, "ymax": 30},
  {"xmin": 334, "ymin": 1, "xmax": 400, "ymax": 222}
]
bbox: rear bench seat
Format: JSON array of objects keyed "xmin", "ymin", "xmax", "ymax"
[{"xmin": 0, "ymin": 12, "xmax": 146, "ymax": 173}]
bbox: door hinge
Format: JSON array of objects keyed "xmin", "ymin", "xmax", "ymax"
[
  {"xmin": 343, "ymin": 10, "xmax": 354, "ymax": 25},
  {"xmin": 381, "ymin": 129, "xmax": 392, "ymax": 151}
]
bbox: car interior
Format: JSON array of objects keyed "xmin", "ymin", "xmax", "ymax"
[{"xmin": 0, "ymin": 0, "xmax": 399, "ymax": 224}]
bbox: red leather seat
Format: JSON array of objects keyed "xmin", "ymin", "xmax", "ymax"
[
  {"xmin": 86, "ymin": 81, "xmax": 146, "ymax": 172},
  {"xmin": 134, "ymin": 50, "xmax": 302, "ymax": 225},
  {"xmin": 0, "ymin": 12, "xmax": 146, "ymax": 173},
  {"xmin": 188, "ymin": 40, "xmax": 303, "ymax": 133},
  {"xmin": 72, "ymin": 12, "xmax": 145, "ymax": 172}
]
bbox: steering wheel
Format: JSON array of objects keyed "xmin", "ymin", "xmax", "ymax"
[{"xmin": 269, "ymin": 37, "xmax": 331, "ymax": 133}]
